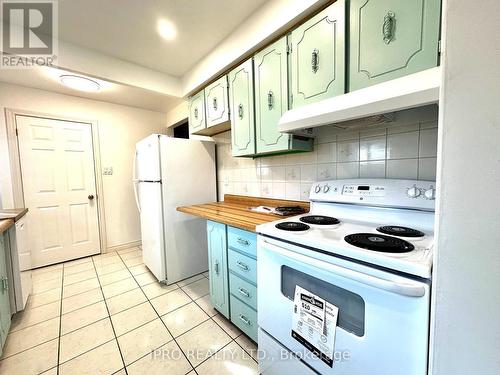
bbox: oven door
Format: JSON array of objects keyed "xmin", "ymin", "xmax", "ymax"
[{"xmin": 258, "ymin": 236, "xmax": 430, "ymax": 375}]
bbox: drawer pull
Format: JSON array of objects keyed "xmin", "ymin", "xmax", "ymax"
[
  {"xmin": 237, "ymin": 237, "xmax": 250, "ymax": 246},
  {"xmin": 236, "ymin": 261, "xmax": 249, "ymax": 271},
  {"xmin": 239, "ymin": 314, "xmax": 252, "ymax": 326},
  {"xmin": 383, "ymin": 11, "xmax": 396, "ymax": 44},
  {"xmin": 214, "ymin": 260, "xmax": 220, "ymax": 275},
  {"xmin": 238, "ymin": 287, "xmax": 250, "ymax": 298}
]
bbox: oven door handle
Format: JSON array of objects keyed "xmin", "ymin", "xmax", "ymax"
[{"xmin": 262, "ymin": 240, "xmax": 426, "ymax": 297}]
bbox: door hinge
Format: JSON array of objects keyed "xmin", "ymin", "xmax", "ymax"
[
  {"xmin": 438, "ymin": 40, "xmax": 442, "ymax": 54},
  {"xmin": 15, "ymin": 128, "xmax": 18, "ymax": 136},
  {"xmin": 290, "ymin": 93, "xmax": 293, "ymax": 106},
  {"xmin": 286, "ymin": 44, "xmax": 292, "ymax": 54}
]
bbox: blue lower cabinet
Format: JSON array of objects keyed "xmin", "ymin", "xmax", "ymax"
[
  {"xmin": 207, "ymin": 222, "xmax": 258, "ymax": 342},
  {"xmin": 207, "ymin": 221, "xmax": 230, "ymax": 319}
]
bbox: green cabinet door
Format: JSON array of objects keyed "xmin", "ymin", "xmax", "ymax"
[
  {"xmin": 207, "ymin": 221, "xmax": 229, "ymax": 319},
  {"xmin": 205, "ymin": 76, "xmax": 230, "ymax": 128},
  {"xmin": 188, "ymin": 90, "xmax": 206, "ymax": 134},
  {"xmin": 349, "ymin": 0, "xmax": 441, "ymax": 91},
  {"xmin": 229, "ymin": 59, "xmax": 256, "ymax": 156},
  {"xmin": 254, "ymin": 37, "xmax": 290, "ymax": 154},
  {"xmin": 289, "ymin": 0, "xmax": 346, "ymax": 109},
  {"xmin": 0, "ymin": 234, "xmax": 11, "ymax": 352}
]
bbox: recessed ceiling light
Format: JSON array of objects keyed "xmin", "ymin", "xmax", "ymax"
[
  {"xmin": 60, "ymin": 75, "xmax": 101, "ymax": 92},
  {"xmin": 157, "ymin": 19, "xmax": 177, "ymax": 41}
]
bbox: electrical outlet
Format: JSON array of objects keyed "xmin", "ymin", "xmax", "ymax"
[{"xmin": 103, "ymin": 167, "xmax": 113, "ymax": 175}]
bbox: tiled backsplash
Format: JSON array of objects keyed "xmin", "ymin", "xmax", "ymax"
[{"xmin": 214, "ymin": 106, "xmax": 439, "ymax": 201}]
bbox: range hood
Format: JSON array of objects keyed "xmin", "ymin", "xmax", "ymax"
[{"xmin": 279, "ymin": 67, "xmax": 441, "ymax": 133}]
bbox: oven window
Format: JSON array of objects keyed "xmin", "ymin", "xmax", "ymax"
[{"xmin": 281, "ymin": 265, "xmax": 365, "ymax": 337}]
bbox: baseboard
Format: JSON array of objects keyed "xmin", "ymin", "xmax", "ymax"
[{"xmin": 105, "ymin": 240, "xmax": 141, "ymax": 253}]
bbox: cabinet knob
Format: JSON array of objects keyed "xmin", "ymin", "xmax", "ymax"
[
  {"xmin": 267, "ymin": 90, "xmax": 274, "ymax": 110},
  {"xmin": 238, "ymin": 104, "xmax": 244, "ymax": 120},
  {"xmin": 194, "ymin": 107, "xmax": 199, "ymax": 119},
  {"xmin": 213, "ymin": 97, "xmax": 218, "ymax": 111},
  {"xmin": 311, "ymin": 49, "xmax": 320, "ymax": 73}
]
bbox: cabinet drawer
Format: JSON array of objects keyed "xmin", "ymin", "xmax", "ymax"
[
  {"xmin": 228, "ymin": 249, "xmax": 257, "ymax": 284},
  {"xmin": 229, "ymin": 273, "xmax": 257, "ymax": 310},
  {"xmin": 230, "ymin": 295, "xmax": 258, "ymax": 342},
  {"xmin": 227, "ymin": 227, "xmax": 256, "ymax": 257}
]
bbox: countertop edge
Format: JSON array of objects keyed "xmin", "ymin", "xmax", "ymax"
[
  {"xmin": 0, "ymin": 219, "xmax": 15, "ymax": 235},
  {"xmin": 0, "ymin": 208, "xmax": 28, "ymax": 222},
  {"xmin": 177, "ymin": 206, "xmax": 259, "ymax": 232}
]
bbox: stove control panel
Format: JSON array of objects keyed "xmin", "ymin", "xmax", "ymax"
[
  {"xmin": 309, "ymin": 179, "xmax": 436, "ymax": 211},
  {"xmin": 342, "ymin": 184, "xmax": 386, "ymax": 197}
]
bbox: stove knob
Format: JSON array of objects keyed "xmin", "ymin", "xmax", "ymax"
[
  {"xmin": 314, "ymin": 185, "xmax": 321, "ymax": 193},
  {"xmin": 424, "ymin": 187, "xmax": 436, "ymax": 200},
  {"xmin": 407, "ymin": 186, "xmax": 421, "ymax": 198},
  {"xmin": 323, "ymin": 185, "xmax": 330, "ymax": 193}
]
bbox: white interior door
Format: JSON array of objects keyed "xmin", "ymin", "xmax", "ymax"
[{"xmin": 16, "ymin": 115, "xmax": 100, "ymax": 267}]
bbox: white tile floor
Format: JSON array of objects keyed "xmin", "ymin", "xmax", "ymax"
[{"xmin": 0, "ymin": 247, "xmax": 258, "ymax": 375}]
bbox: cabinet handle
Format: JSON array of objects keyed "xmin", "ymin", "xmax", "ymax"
[
  {"xmin": 237, "ymin": 237, "xmax": 250, "ymax": 246},
  {"xmin": 238, "ymin": 104, "xmax": 244, "ymax": 120},
  {"xmin": 239, "ymin": 314, "xmax": 252, "ymax": 326},
  {"xmin": 383, "ymin": 11, "xmax": 396, "ymax": 44},
  {"xmin": 311, "ymin": 48, "xmax": 319, "ymax": 73},
  {"xmin": 267, "ymin": 90, "xmax": 274, "ymax": 110},
  {"xmin": 238, "ymin": 287, "xmax": 250, "ymax": 298},
  {"xmin": 214, "ymin": 260, "xmax": 220, "ymax": 276},
  {"xmin": 236, "ymin": 261, "xmax": 249, "ymax": 271},
  {"xmin": 1, "ymin": 276, "xmax": 8, "ymax": 292},
  {"xmin": 213, "ymin": 97, "xmax": 218, "ymax": 111},
  {"xmin": 194, "ymin": 107, "xmax": 199, "ymax": 119}
]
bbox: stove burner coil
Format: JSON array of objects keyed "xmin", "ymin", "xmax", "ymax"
[
  {"xmin": 377, "ymin": 226, "xmax": 425, "ymax": 238},
  {"xmin": 344, "ymin": 233, "xmax": 414, "ymax": 253},
  {"xmin": 299, "ymin": 215, "xmax": 340, "ymax": 226},
  {"xmin": 275, "ymin": 222, "xmax": 310, "ymax": 232}
]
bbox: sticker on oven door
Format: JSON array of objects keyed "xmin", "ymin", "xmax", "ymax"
[{"xmin": 291, "ymin": 286, "xmax": 339, "ymax": 367}]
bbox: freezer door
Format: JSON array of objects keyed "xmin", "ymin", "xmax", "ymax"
[
  {"xmin": 138, "ymin": 182, "xmax": 166, "ymax": 281},
  {"xmin": 135, "ymin": 135, "xmax": 161, "ymax": 181}
]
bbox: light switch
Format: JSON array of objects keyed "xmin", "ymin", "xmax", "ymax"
[{"xmin": 103, "ymin": 167, "xmax": 113, "ymax": 175}]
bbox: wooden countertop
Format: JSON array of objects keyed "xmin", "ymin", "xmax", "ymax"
[
  {"xmin": 0, "ymin": 219, "xmax": 14, "ymax": 235},
  {"xmin": 0, "ymin": 208, "xmax": 28, "ymax": 222},
  {"xmin": 177, "ymin": 194, "xmax": 309, "ymax": 232}
]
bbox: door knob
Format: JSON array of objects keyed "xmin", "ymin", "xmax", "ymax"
[{"xmin": 88, "ymin": 194, "xmax": 95, "ymax": 200}]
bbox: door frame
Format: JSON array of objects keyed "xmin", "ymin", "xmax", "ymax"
[{"xmin": 4, "ymin": 108, "xmax": 107, "ymax": 254}]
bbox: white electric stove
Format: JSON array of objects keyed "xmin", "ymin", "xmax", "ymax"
[{"xmin": 257, "ymin": 179, "xmax": 436, "ymax": 375}]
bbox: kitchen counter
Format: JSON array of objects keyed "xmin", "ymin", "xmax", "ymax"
[
  {"xmin": 0, "ymin": 219, "xmax": 14, "ymax": 235},
  {"xmin": 177, "ymin": 194, "xmax": 309, "ymax": 232},
  {"xmin": 0, "ymin": 208, "xmax": 28, "ymax": 222}
]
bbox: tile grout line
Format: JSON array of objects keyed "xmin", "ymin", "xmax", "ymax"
[
  {"xmin": 116, "ymin": 251, "xmax": 199, "ymax": 375},
  {"xmin": 90, "ymin": 257, "xmax": 130, "ymax": 375},
  {"xmin": 56, "ymin": 263, "xmax": 66, "ymax": 375}
]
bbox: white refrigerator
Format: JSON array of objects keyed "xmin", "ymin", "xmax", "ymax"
[{"xmin": 133, "ymin": 134, "xmax": 216, "ymax": 284}]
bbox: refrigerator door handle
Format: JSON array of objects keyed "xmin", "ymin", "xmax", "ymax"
[{"xmin": 133, "ymin": 151, "xmax": 141, "ymax": 212}]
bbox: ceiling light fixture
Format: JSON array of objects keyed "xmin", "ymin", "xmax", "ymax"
[
  {"xmin": 59, "ymin": 75, "xmax": 101, "ymax": 92},
  {"xmin": 157, "ymin": 19, "xmax": 177, "ymax": 41}
]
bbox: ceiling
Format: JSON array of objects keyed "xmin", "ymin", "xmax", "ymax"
[
  {"xmin": 58, "ymin": 0, "xmax": 268, "ymax": 77},
  {"xmin": 0, "ymin": 67, "xmax": 182, "ymax": 112}
]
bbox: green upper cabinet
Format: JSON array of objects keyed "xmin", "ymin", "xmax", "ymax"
[
  {"xmin": 205, "ymin": 76, "xmax": 230, "ymax": 128},
  {"xmin": 254, "ymin": 37, "xmax": 290, "ymax": 154},
  {"xmin": 289, "ymin": 0, "xmax": 346, "ymax": 109},
  {"xmin": 349, "ymin": 0, "xmax": 441, "ymax": 91},
  {"xmin": 229, "ymin": 59, "xmax": 256, "ymax": 157},
  {"xmin": 188, "ymin": 90, "xmax": 206, "ymax": 134},
  {"xmin": 0, "ymin": 234, "xmax": 11, "ymax": 353},
  {"xmin": 207, "ymin": 221, "xmax": 230, "ymax": 319}
]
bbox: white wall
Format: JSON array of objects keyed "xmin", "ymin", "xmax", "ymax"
[
  {"xmin": 182, "ymin": 0, "xmax": 329, "ymax": 95},
  {"xmin": 430, "ymin": 0, "xmax": 500, "ymax": 374},
  {"xmin": 165, "ymin": 100, "xmax": 188, "ymax": 128},
  {"xmin": 0, "ymin": 82, "xmax": 167, "ymax": 248}
]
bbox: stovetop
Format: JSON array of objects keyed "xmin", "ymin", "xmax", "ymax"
[{"xmin": 257, "ymin": 212, "xmax": 434, "ymax": 278}]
